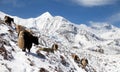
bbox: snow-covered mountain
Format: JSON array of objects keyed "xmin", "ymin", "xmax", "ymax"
[{"xmin": 0, "ymin": 11, "xmax": 120, "ymax": 72}]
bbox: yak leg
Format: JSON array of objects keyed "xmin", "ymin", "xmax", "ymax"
[
  {"xmin": 27, "ymin": 43, "xmax": 32, "ymax": 52},
  {"xmin": 27, "ymin": 48, "xmax": 30, "ymax": 52}
]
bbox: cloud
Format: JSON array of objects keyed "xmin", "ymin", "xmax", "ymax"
[
  {"xmin": 89, "ymin": 21, "xmax": 109, "ymax": 26},
  {"xmin": 107, "ymin": 13, "xmax": 120, "ymax": 24},
  {"xmin": 88, "ymin": 12, "xmax": 120, "ymax": 27},
  {"xmin": 71, "ymin": 0, "xmax": 118, "ymax": 7}
]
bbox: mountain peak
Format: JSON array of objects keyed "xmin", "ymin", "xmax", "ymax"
[
  {"xmin": 36, "ymin": 12, "xmax": 53, "ymax": 20},
  {"xmin": 41, "ymin": 12, "xmax": 52, "ymax": 17}
]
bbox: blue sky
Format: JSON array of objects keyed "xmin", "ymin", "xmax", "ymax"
[{"xmin": 0, "ymin": 0, "xmax": 120, "ymax": 27}]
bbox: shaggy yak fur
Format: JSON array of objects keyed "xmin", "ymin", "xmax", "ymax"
[
  {"xmin": 4, "ymin": 16, "xmax": 14, "ymax": 26},
  {"xmin": 18, "ymin": 30, "xmax": 39, "ymax": 52},
  {"xmin": 16, "ymin": 25, "xmax": 26, "ymax": 34},
  {"xmin": 16, "ymin": 24, "xmax": 33, "ymax": 36},
  {"xmin": 71, "ymin": 54, "xmax": 80, "ymax": 64},
  {"xmin": 37, "ymin": 44, "xmax": 58, "ymax": 53},
  {"xmin": 80, "ymin": 58, "xmax": 88, "ymax": 69}
]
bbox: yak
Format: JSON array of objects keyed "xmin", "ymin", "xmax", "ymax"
[
  {"xmin": 18, "ymin": 30, "xmax": 39, "ymax": 52},
  {"xmin": 71, "ymin": 54, "xmax": 80, "ymax": 64},
  {"xmin": 16, "ymin": 24, "xmax": 33, "ymax": 36},
  {"xmin": 16, "ymin": 24, "xmax": 26, "ymax": 35},
  {"xmin": 4, "ymin": 16, "xmax": 14, "ymax": 26},
  {"xmin": 80, "ymin": 58, "xmax": 88, "ymax": 69},
  {"xmin": 36, "ymin": 43, "xmax": 58, "ymax": 53},
  {"xmin": 16, "ymin": 25, "xmax": 25, "ymax": 33}
]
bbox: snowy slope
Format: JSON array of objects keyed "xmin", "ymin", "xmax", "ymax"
[{"xmin": 0, "ymin": 11, "xmax": 120, "ymax": 72}]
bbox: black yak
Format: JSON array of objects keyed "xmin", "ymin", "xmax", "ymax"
[
  {"xmin": 4, "ymin": 16, "xmax": 14, "ymax": 26},
  {"xmin": 18, "ymin": 30, "xmax": 39, "ymax": 52}
]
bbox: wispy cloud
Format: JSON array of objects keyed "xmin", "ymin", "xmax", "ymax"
[
  {"xmin": 107, "ymin": 12, "xmax": 120, "ymax": 24},
  {"xmin": 88, "ymin": 12, "xmax": 120, "ymax": 27},
  {"xmin": 89, "ymin": 21, "xmax": 110, "ymax": 27},
  {"xmin": 71, "ymin": 0, "xmax": 118, "ymax": 7}
]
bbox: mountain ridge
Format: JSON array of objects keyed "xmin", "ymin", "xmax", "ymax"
[{"xmin": 0, "ymin": 11, "xmax": 120, "ymax": 72}]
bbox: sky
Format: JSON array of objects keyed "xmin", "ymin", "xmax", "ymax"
[{"xmin": 0, "ymin": 0, "xmax": 120, "ymax": 27}]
